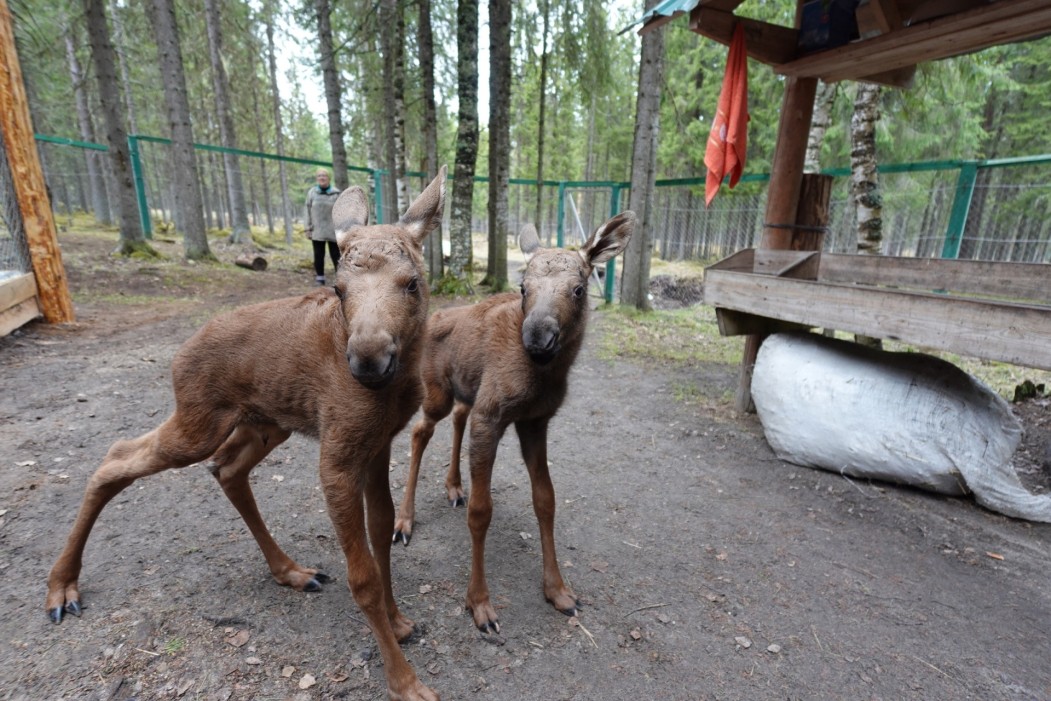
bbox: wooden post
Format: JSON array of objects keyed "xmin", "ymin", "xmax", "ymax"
[
  {"xmin": 734, "ymin": 76, "xmax": 819, "ymax": 412},
  {"xmin": 793, "ymin": 173, "xmax": 834, "ymax": 250},
  {"xmin": 0, "ymin": 0, "xmax": 75, "ymax": 324}
]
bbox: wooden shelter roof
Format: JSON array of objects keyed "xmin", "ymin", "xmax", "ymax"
[{"xmin": 637, "ymin": 0, "xmax": 1051, "ymax": 88}]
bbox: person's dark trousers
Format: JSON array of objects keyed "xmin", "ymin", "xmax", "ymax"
[{"xmin": 312, "ymin": 240, "xmax": 340, "ymax": 284}]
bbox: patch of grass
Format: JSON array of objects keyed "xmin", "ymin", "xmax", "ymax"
[
  {"xmin": 163, "ymin": 638, "xmax": 186, "ymax": 655},
  {"xmin": 882, "ymin": 338, "xmax": 1051, "ymax": 401},
  {"xmin": 73, "ymin": 292, "xmax": 195, "ymax": 306},
  {"xmin": 595, "ymin": 305, "xmax": 740, "ymax": 367}
]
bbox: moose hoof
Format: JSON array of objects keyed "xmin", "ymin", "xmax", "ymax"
[
  {"xmin": 301, "ymin": 572, "xmax": 331, "ymax": 592},
  {"xmin": 393, "ymin": 529, "xmax": 412, "ymax": 546},
  {"xmin": 449, "ymin": 496, "xmax": 466, "ymax": 508}
]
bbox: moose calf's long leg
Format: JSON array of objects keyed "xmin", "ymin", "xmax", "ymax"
[
  {"xmin": 46, "ymin": 411, "xmax": 238, "ymax": 623},
  {"xmin": 516, "ymin": 418, "xmax": 578, "ymax": 616},
  {"xmin": 394, "ymin": 405, "xmax": 445, "ymax": 545},
  {"xmin": 444, "ymin": 401, "xmax": 471, "ymax": 507},
  {"xmin": 320, "ymin": 457, "xmax": 439, "ymax": 701},
  {"xmin": 364, "ymin": 446, "xmax": 414, "ymax": 640},
  {"xmin": 209, "ymin": 424, "xmax": 328, "ymax": 591},
  {"xmin": 464, "ymin": 416, "xmax": 503, "ymax": 633}
]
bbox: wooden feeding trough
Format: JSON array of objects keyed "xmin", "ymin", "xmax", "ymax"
[
  {"xmin": 638, "ymin": 0, "xmax": 1051, "ymax": 409},
  {"xmin": 704, "ymin": 249, "xmax": 1051, "ymax": 371}
]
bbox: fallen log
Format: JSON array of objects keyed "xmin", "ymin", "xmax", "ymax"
[{"xmin": 235, "ymin": 253, "xmax": 267, "ymax": 271}]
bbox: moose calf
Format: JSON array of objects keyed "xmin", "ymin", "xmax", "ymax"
[
  {"xmin": 393, "ymin": 212, "xmax": 635, "ymax": 633},
  {"xmin": 45, "ymin": 169, "xmax": 449, "ymax": 701}
]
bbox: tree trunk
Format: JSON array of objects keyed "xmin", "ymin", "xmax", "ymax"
[
  {"xmin": 485, "ymin": 0, "xmax": 511, "ymax": 290},
  {"xmin": 204, "ymin": 0, "xmax": 250, "ymax": 243},
  {"xmin": 449, "ymin": 0, "xmax": 479, "ymax": 281},
  {"xmin": 805, "ymin": 80, "xmax": 836, "ymax": 174},
  {"xmin": 264, "ymin": 2, "xmax": 293, "ymax": 245},
  {"xmin": 315, "ymin": 0, "xmax": 348, "ymax": 190},
  {"xmin": 621, "ymin": 3, "xmax": 664, "ymax": 310},
  {"xmin": 64, "ymin": 22, "xmax": 110, "ymax": 225},
  {"xmin": 418, "ymin": 0, "xmax": 443, "ymax": 280},
  {"xmin": 82, "ymin": 0, "xmax": 148, "ymax": 254},
  {"xmin": 851, "ymin": 81, "xmax": 883, "ymax": 348},
  {"xmin": 381, "ymin": 0, "xmax": 409, "ymax": 216},
  {"xmin": 534, "ymin": 0, "xmax": 550, "ymax": 231},
  {"xmin": 109, "ymin": 0, "xmax": 137, "ymax": 135},
  {"xmin": 851, "ymin": 82, "xmax": 883, "ymax": 255},
  {"xmin": 147, "ymin": 0, "xmax": 210, "ymax": 260},
  {"xmin": 250, "ymin": 85, "xmax": 274, "ymax": 235}
]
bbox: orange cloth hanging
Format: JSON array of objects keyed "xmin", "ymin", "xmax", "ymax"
[{"xmin": 704, "ymin": 23, "xmax": 749, "ymax": 208}]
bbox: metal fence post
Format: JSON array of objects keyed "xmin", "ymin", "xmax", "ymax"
[
  {"xmin": 556, "ymin": 181, "xmax": 567, "ymax": 248},
  {"xmin": 941, "ymin": 161, "xmax": 978, "ymax": 259},
  {"xmin": 372, "ymin": 169, "xmax": 385, "ymax": 224},
  {"xmin": 605, "ymin": 183, "xmax": 623, "ymax": 304},
  {"xmin": 127, "ymin": 135, "xmax": 152, "ymax": 240}
]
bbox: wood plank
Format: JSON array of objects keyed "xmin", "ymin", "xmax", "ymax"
[
  {"xmin": 817, "ymin": 254, "xmax": 1051, "ymax": 304},
  {"xmin": 0, "ymin": 0, "xmax": 74, "ymax": 323},
  {"xmin": 716, "ymin": 308, "xmax": 813, "ymax": 336},
  {"xmin": 689, "ymin": 8, "xmax": 798, "ymax": 66},
  {"xmin": 753, "ymin": 249, "xmax": 818, "ymax": 277},
  {"xmin": 704, "ymin": 270, "xmax": 1051, "ymax": 370},
  {"xmin": 0, "ymin": 295, "xmax": 40, "ymax": 337},
  {"xmin": 706, "ymin": 247, "xmax": 754, "ymax": 273},
  {"xmin": 777, "ymin": 0, "xmax": 1051, "ymax": 84},
  {"xmin": 0, "ymin": 272, "xmax": 36, "ymax": 312}
]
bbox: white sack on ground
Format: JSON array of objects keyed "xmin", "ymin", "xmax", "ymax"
[{"xmin": 751, "ymin": 332, "xmax": 1051, "ymax": 522}]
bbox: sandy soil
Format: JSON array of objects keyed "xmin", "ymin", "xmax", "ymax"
[{"xmin": 1, "ymin": 229, "xmax": 1049, "ymax": 701}]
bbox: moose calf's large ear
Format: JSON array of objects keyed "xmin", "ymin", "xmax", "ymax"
[
  {"xmin": 518, "ymin": 223, "xmax": 540, "ymax": 257},
  {"xmin": 582, "ymin": 211, "xmax": 636, "ymax": 267},
  {"xmin": 334, "ymin": 187, "xmax": 371, "ymax": 249},
  {"xmin": 399, "ymin": 165, "xmax": 448, "ymax": 245}
]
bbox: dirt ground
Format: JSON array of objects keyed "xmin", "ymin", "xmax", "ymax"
[{"xmin": 2, "ymin": 229, "xmax": 1050, "ymax": 701}]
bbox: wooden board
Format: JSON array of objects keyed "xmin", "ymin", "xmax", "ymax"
[
  {"xmin": 0, "ymin": 273, "xmax": 40, "ymax": 336},
  {"xmin": 704, "ymin": 252, "xmax": 1051, "ymax": 371}
]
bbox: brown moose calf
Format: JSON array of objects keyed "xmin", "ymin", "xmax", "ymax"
[
  {"xmin": 393, "ymin": 212, "xmax": 635, "ymax": 633},
  {"xmin": 45, "ymin": 169, "xmax": 449, "ymax": 701}
]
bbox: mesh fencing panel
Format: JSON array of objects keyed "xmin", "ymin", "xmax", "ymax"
[
  {"xmin": 0, "ymin": 124, "xmax": 31, "ymax": 278},
  {"xmin": 28, "ymin": 134, "xmax": 1051, "ymax": 305}
]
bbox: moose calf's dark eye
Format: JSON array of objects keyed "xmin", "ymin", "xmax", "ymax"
[
  {"xmin": 573, "ymin": 285, "xmax": 585, "ymax": 299},
  {"xmin": 407, "ymin": 278, "xmax": 419, "ymax": 293}
]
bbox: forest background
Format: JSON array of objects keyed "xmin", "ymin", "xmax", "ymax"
[{"xmin": 11, "ymin": 0, "xmax": 1051, "ymax": 301}]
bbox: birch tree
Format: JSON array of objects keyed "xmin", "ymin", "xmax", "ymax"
[
  {"xmin": 851, "ymin": 81, "xmax": 883, "ymax": 254},
  {"xmin": 147, "ymin": 0, "xmax": 211, "ymax": 260},
  {"xmin": 805, "ymin": 80, "xmax": 837, "ymax": 173},
  {"xmin": 204, "ymin": 0, "xmax": 250, "ymax": 243},
  {"xmin": 82, "ymin": 0, "xmax": 150, "ymax": 255},
  {"xmin": 621, "ymin": 2, "xmax": 664, "ymax": 310}
]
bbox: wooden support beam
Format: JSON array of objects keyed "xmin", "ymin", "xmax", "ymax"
[
  {"xmin": 778, "ymin": 0, "xmax": 1051, "ymax": 84},
  {"xmin": 689, "ymin": 8, "xmax": 798, "ymax": 66},
  {"xmin": 0, "ymin": 0, "xmax": 74, "ymax": 324}
]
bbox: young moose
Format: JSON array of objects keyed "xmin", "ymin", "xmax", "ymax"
[
  {"xmin": 393, "ymin": 212, "xmax": 635, "ymax": 634},
  {"xmin": 45, "ymin": 169, "xmax": 449, "ymax": 701}
]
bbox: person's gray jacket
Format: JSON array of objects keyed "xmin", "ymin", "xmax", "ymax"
[{"xmin": 305, "ymin": 185, "xmax": 341, "ymax": 242}]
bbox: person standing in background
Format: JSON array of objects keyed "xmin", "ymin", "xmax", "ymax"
[{"xmin": 305, "ymin": 168, "xmax": 341, "ymax": 285}]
